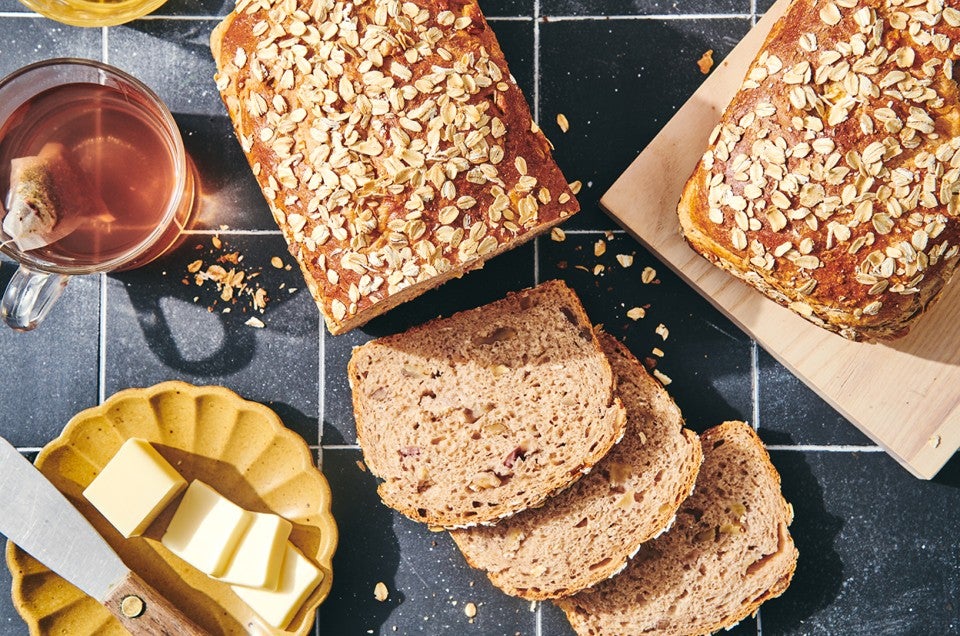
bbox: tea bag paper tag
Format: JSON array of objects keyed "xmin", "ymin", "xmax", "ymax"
[{"xmin": 1, "ymin": 143, "xmax": 88, "ymax": 252}]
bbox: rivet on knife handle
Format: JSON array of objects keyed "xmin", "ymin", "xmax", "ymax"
[{"xmin": 106, "ymin": 570, "xmax": 209, "ymax": 635}]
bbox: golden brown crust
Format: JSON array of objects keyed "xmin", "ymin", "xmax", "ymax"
[
  {"xmin": 679, "ymin": 0, "xmax": 960, "ymax": 341},
  {"xmin": 211, "ymin": 0, "xmax": 578, "ymax": 334}
]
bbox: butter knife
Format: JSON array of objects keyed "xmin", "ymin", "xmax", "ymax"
[{"xmin": 0, "ymin": 436, "xmax": 207, "ymax": 635}]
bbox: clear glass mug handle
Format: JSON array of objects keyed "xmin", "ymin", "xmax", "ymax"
[{"xmin": 1, "ymin": 264, "xmax": 68, "ymax": 331}]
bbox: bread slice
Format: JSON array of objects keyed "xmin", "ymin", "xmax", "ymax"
[
  {"xmin": 449, "ymin": 332, "xmax": 701, "ymax": 599},
  {"xmin": 210, "ymin": 0, "xmax": 579, "ymax": 335},
  {"xmin": 556, "ymin": 421, "xmax": 797, "ymax": 636},
  {"xmin": 349, "ymin": 280, "xmax": 626, "ymax": 528},
  {"xmin": 676, "ymin": 1, "xmax": 960, "ymax": 341}
]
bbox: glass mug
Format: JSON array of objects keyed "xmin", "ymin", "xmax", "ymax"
[{"xmin": 0, "ymin": 59, "xmax": 196, "ymax": 331}]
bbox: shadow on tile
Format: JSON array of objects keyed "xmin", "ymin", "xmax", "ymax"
[
  {"xmin": 111, "ymin": 236, "xmax": 306, "ymax": 376},
  {"xmin": 765, "ymin": 446, "xmax": 845, "ymax": 631},
  {"xmin": 316, "ymin": 450, "xmax": 402, "ymax": 634},
  {"xmin": 932, "ymin": 452, "xmax": 960, "ymax": 488}
]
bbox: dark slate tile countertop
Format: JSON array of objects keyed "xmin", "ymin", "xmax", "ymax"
[{"xmin": 1, "ymin": 1, "xmax": 959, "ymax": 635}]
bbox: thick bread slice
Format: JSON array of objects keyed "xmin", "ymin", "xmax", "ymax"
[
  {"xmin": 449, "ymin": 332, "xmax": 702, "ymax": 599},
  {"xmin": 349, "ymin": 280, "xmax": 626, "ymax": 528},
  {"xmin": 556, "ymin": 421, "xmax": 797, "ymax": 636}
]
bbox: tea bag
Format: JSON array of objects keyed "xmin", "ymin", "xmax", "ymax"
[{"xmin": 1, "ymin": 143, "xmax": 97, "ymax": 252}]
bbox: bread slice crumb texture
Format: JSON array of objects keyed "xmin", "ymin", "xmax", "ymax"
[
  {"xmin": 349, "ymin": 280, "xmax": 626, "ymax": 527},
  {"xmin": 450, "ymin": 332, "xmax": 701, "ymax": 599},
  {"xmin": 556, "ymin": 421, "xmax": 798, "ymax": 636}
]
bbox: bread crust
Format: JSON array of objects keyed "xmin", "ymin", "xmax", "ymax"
[
  {"xmin": 678, "ymin": 0, "xmax": 960, "ymax": 341},
  {"xmin": 211, "ymin": 0, "xmax": 578, "ymax": 334}
]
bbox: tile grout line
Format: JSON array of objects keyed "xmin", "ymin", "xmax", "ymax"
[
  {"xmin": 750, "ymin": 0, "xmax": 758, "ymax": 25},
  {"xmin": 765, "ymin": 444, "xmax": 884, "ymax": 452},
  {"xmin": 751, "ymin": 341, "xmax": 760, "ymax": 432},
  {"xmin": 533, "ymin": 0, "xmax": 542, "ymax": 630},
  {"xmin": 184, "ymin": 228, "xmax": 282, "ymax": 235},
  {"xmin": 543, "ymin": 13, "xmax": 752, "ymax": 21},
  {"xmin": 101, "ymin": 26, "xmax": 109, "ymax": 63},
  {"xmin": 317, "ymin": 317, "xmax": 325, "ymax": 468},
  {"xmin": 0, "ymin": 11, "xmax": 758, "ymax": 19},
  {"xmin": 98, "ymin": 274, "xmax": 107, "ymax": 405}
]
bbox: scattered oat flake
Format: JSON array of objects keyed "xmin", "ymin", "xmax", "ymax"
[
  {"xmin": 211, "ymin": 235, "xmax": 222, "ymax": 249},
  {"xmin": 594, "ymin": 239, "xmax": 606, "ymax": 257},
  {"xmin": 245, "ymin": 317, "xmax": 265, "ymax": 328},
  {"xmin": 551, "ymin": 227, "xmax": 566, "ymax": 242},
  {"xmin": 697, "ymin": 50, "xmax": 714, "ymax": 74},
  {"xmin": 593, "ymin": 264, "xmax": 605, "ymax": 276},
  {"xmin": 641, "ymin": 267, "xmax": 657, "ymax": 284},
  {"xmin": 270, "ymin": 256, "xmax": 284, "ymax": 269},
  {"xmin": 356, "ymin": 459, "xmax": 367, "ymax": 472},
  {"xmin": 556, "ymin": 113, "xmax": 570, "ymax": 133},
  {"xmin": 653, "ymin": 369, "xmax": 673, "ymax": 386},
  {"xmin": 374, "ymin": 582, "xmax": 389, "ymax": 602},
  {"xmin": 616, "ymin": 254, "xmax": 634, "ymax": 268},
  {"xmin": 627, "ymin": 307, "xmax": 646, "ymax": 321},
  {"xmin": 652, "ymin": 347, "xmax": 665, "ymax": 357},
  {"xmin": 187, "ymin": 259, "xmax": 203, "ymax": 273},
  {"xmin": 656, "ymin": 323, "xmax": 669, "ymax": 341},
  {"xmin": 464, "ymin": 602, "xmax": 477, "ymax": 618},
  {"xmin": 568, "ymin": 180, "xmax": 582, "ymax": 194}
]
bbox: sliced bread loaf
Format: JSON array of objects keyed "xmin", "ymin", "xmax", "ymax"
[
  {"xmin": 349, "ymin": 280, "xmax": 627, "ymax": 528},
  {"xmin": 556, "ymin": 421, "xmax": 798, "ymax": 636},
  {"xmin": 449, "ymin": 332, "xmax": 702, "ymax": 599}
]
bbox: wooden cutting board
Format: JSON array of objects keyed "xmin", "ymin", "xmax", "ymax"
[{"xmin": 601, "ymin": 0, "xmax": 960, "ymax": 479}]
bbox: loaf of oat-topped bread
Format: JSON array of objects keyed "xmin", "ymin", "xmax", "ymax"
[
  {"xmin": 678, "ymin": 0, "xmax": 960, "ymax": 341},
  {"xmin": 211, "ymin": 0, "xmax": 578, "ymax": 334}
]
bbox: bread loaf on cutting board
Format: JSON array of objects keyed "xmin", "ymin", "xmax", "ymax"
[
  {"xmin": 211, "ymin": 0, "xmax": 578, "ymax": 334},
  {"xmin": 678, "ymin": 0, "xmax": 960, "ymax": 340}
]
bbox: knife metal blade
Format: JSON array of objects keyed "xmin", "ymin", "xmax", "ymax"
[
  {"xmin": 0, "ymin": 435, "xmax": 207, "ymax": 635},
  {"xmin": 0, "ymin": 435, "xmax": 129, "ymax": 600}
]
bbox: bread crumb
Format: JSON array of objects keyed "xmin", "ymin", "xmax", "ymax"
[
  {"xmin": 556, "ymin": 113, "xmax": 570, "ymax": 133},
  {"xmin": 627, "ymin": 307, "xmax": 646, "ymax": 321},
  {"xmin": 656, "ymin": 323, "xmax": 669, "ymax": 341},
  {"xmin": 616, "ymin": 254, "xmax": 634, "ymax": 268},
  {"xmin": 653, "ymin": 369, "xmax": 673, "ymax": 386},
  {"xmin": 270, "ymin": 256, "xmax": 284, "ymax": 269},
  {"xmin": 551, "ymin": 227, "xmax": 566, "ymax": 242},
  {"xmin": 245, "ymin": 317, "xmax": 265, "ymax": 328},
  {"xmin": 641, "ymin": 266, "xmax": 657, "ymax": 284},
  {"xmin": 464, "ymin": 602, "xmax": 477, "ymax": 618},
  {"xmin": 374, "ymin": 581, "xmax": 389, "ymax": 602},
  {"xmin": 594, "ymin": 239, "xmax": 606, "ymax": 257},
  {"xmin": 697, "ymin": 49, "xmax": 714, "ymax": 74}
]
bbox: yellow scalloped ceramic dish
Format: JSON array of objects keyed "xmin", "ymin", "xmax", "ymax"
[{"xmin": 5, "ymin": 381, "xmax": 337, "ymax": 635}]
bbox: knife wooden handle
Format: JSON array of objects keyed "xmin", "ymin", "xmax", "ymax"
[{"xmin": 104, "ymin": 570, "xmax": 209, "ymax": 635}]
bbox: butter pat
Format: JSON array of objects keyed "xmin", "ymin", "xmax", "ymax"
[
  {"xmin": 161, "ymin": 480, "xmax": 253, "ymax": 577},
  {"xmin": 217, "ymin": 511, "xmax": 292, "ymax": 589},
  {"xmin": 82, "ymin": 438, "xmax": 186, "ymax": 538},
  {"xmin": 233, "ymin": 544, "xmax": 324, "ymax": 629}
]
